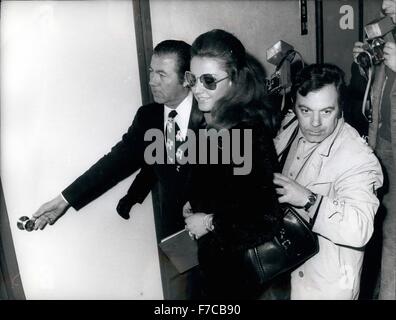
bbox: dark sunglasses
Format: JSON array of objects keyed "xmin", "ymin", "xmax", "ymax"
[{"xmin": 184, "ymin": 71, "xmax": 229, "ymax": 90}]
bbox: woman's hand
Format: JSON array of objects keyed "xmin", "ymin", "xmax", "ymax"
[{"xmin": 185, "ymin": 212, "xmax": 209, "ymax": 239}]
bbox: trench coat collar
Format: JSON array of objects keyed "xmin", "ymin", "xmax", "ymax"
[{"xmin": 276, "ymin": 113, "xmax": 345, "ymax": 159}]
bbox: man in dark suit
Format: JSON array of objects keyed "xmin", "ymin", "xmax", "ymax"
[{"xmin": 31, "ymin": 40, "xmax": 205, "ymax": 299}]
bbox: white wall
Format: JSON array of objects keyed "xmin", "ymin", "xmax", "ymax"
[
  {"xmin": 1, "ymin": 0, "xmax": 162, "ymax": 299},
  {"xmin": 150, "ymin": 0, "xmax": 317, "ymax": 73}
]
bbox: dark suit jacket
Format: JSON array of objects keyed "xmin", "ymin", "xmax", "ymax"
[{"xmin": 62, "ymin": 99, "xmax": 205, "ymax": 240}]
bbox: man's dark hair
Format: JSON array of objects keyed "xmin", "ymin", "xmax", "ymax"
[
  {"xmin": 291, "ymin": 63, "xmax": 346, "ymax": 112},
  {"xmin": 153, "ymin": 40, "xmax": 191, "ymax": 83}
]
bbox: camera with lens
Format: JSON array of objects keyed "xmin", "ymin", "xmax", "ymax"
[
  {"xmin": 356, "ymin": 16, "xmax": 395, "ymax": 69},
  {"xmin": 266, "ymin": 74, "xmax": 281, "ymax": 94},
  {"xmin": 357, "ymin": 38, "xmax": 386, "ymax": 68},
  {"xmin": 265, "ymin": 40, "xmax": 305, "ymax": 114},
  {"xmin": 265, "ymin": 40, "xmax": 296, "ymax": 95}
]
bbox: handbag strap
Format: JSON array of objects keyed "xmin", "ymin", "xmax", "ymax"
[
  {"xmin": 309, "ymin": 195, "xmax": 323, "ymax": 227},
  {"xmin": 278, "ymin": 125, "xmax": 299, "ymax": 171}
]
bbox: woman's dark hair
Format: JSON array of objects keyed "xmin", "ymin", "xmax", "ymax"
[
  {"xmin": 291, "ymin": 63, "xmax": 346, "ymax": 113},
  {"xmin": 154, "ymin": 40, "xmax": 191, "ymax": 84},
  {"xmin": 191, "ymin": 29, "xmax": 280, "ymax": 136}
]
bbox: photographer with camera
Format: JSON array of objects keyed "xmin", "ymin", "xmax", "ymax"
[{"xmin": 351, "ymin": 0, "xmax": 396, "ymax": 300}]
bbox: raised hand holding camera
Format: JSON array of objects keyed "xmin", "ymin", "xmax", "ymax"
[
  {"xmin": 354, "ymin": 15, "xmax": 396, "ymax": 122},
  {"xmin": 355, "ymin": 16, "xmax": 395, "ymax": 69}
]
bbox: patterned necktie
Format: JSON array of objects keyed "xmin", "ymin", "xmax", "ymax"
[{"xmin": 165, "ymin": 110, "xmax": 183, "ymax": 164}]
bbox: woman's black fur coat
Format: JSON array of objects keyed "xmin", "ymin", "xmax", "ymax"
[{"xmin": 187, "ymin": 103, "xmax": 282, "ymax": 299}]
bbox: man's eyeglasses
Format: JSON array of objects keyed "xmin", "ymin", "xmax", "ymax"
[{"xmin": 184, "ymin": 71, "xmax": 229, "ymax": 90}]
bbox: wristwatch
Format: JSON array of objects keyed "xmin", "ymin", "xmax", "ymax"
[{"xmin": 303, "ymin": 192, "xmax": 317, "ymax": 211}]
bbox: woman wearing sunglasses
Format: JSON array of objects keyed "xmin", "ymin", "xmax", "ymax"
[{"xmin": 183, "ymin": 29, "xmax": 282, "ymax": 299}]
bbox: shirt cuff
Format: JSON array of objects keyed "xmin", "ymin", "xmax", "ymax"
[{"xmin": 60, "ymin": 192, "xmax": 70, "ymax": 206}]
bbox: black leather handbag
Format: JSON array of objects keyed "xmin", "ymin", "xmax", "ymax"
[
  {"xmin": 244, "ymin": 204, "xmax": 319, "ymax": 285},
  {"xmin": 244, "ymin": 123, "xmax": 319, "ymax": 285}
]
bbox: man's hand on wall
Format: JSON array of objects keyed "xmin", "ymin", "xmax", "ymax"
[
  {"xmin": 384, "ymin": 41, "xmax": 396, "ymax": 72},
  {"xmin": 32, "ymin": 194, "xmax": 70, "ymax": 230},
  {"xmin": 273, "ymin": 173, "xmax": 311, "ymax": 208}
]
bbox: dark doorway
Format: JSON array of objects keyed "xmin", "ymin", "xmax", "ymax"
[{"xmin": 0, "ymin": 179, "xmax": 25, "ymax": 300}]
